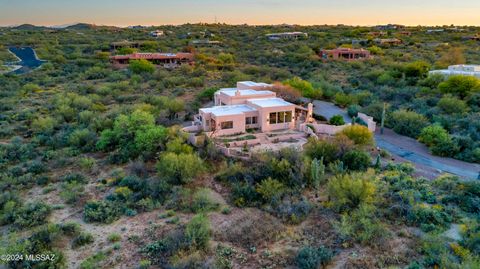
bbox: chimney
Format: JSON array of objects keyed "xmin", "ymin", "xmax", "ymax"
[{"xmin": 235, "ymin": 89, "xmax": 241, "ymax": 96}]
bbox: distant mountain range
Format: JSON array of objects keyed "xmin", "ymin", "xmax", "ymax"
[{"xmin": 2, "ymin": 23, "xmax": 121, "ymax": 30}]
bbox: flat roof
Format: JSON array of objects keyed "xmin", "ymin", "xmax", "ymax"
[
  {"xmin": 200, "ymin": 104, "xmax": 257, "ymax": 116},
  {"xmin": 238, "ymin": 81, "xmax": 272, "ymax": 87},
  {"xmin": 217, "ymin": 88, "xmax": 275, "ymax": 97},
  {"xmin": 248, "ymin": 98, "xmax": 295, "ymax": 108}
]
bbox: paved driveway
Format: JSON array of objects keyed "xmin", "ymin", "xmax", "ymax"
[
  {"xmin": 311, "ymin": 100, "xmax": 480, "ymax": 180},
  {"xmin": 312, "ymin": 100, "xmax": 352, "ymax": 123}
]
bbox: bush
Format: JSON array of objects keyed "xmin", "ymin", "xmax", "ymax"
[
  {"xmin": 190, "ymin": 188, "xmax": 220, "ymax": 213},
  {"xmin": 129, "ymin": 59, "xmax": 155, "ymax": 74},
  {"xmin": 347, "ymin": 104, "xmax": 361, "ymax": 117},
  {"xmin": 185, "ymin": 214, "xmax": 211, "ymax": 251},
  {"xmin": 108, "ymin": 233, "xmax": 121, "ymax": 243},
  {"xmin": 296, "ymin": 246, "xmax": 333, "ymax": 269},
  {"xmin": 437, "ymin": 96, "xmax": 468, "ymax": 114},
  {"xmin": 390, "ymin": 109, "xmax": 429, "ymax": 138},
  {"xmin": 304, "ymin": 138, "xmax": 340, "ymax": 164},
  {"xmin": 14, "ymin": 202, "xmax": 52, "ymax": 228},
  {"xmin": 438, "ymin": 75, "xmax": 480, "ymax": 99},
  {"xmin": 84, "ymin": 200, "xmax": 121, "ymax": 223},
  {"xmin": 418, "ymin": 124, "xmax": 458, "ymax": 157},
  {"xmin": 72, "ymin": 232, "xmax": 94, "ymax": 248},
  {"xmin": 255, "ymin": 178, "xmax": 285, "ymax": 204},
  {"xmin": 335, "ymin": 204, "xmax": 387, "ymax": 244},
  {"xmin": 327, "ymin": 170, "xmax": 377, "ymax": 212},
  {"xmin": 339, "ymin": 125, "xmax": 373, "ymax": 146},
  {"xmin": 283, "ymin": 77, "xmax": 321, "ymax": 99},
  {"xmin": 329, "ymin": 114, "xmax": 345, "ymax": 126},
  {"xmin": 156, "ymin": 152, "xmax": 205, "ymax": 184},
  {"xmin": 342, "ymin": 150, "xmax": 372, "ymax": 171}
]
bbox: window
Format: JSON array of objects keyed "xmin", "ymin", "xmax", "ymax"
[
  {"xmin": 220, "ymin": 121, "xmax": 233, "ymax": 129},
  {"xmin": 269, "ymin": 112, "xmax": 277, "ymax": 124},
  {"xmin": 246, "ymin": 116, "xmax": 258, "ymax": 125},
  {"xmin": 285, "ymin": 111, "xmax": 292, "ymax": 122},
  {"xmin": 278, "ymin": 111, "xmax": 285, "ymax": 123},
  {"xmin": 269, "ymin": 111, "xmax": 292, "ymax": 124}
]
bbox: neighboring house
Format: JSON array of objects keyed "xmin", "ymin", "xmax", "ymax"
[
  {"xmin": 429, "ymin": 65, "xmax": 480, "ymax": 78},
  {"xmin": 426, "ymin": 29, "xmax": 445, "ymax": 33},
  {"xmin": 266, "ymin": 32, "xmax": 308, "ymax": 40},
  {"xmin": 320, "ymin": 48, "xmax": 371, "ymax": 61},
  {"xmin": 367, "ymin": 31, "xmax": 387, "ymax": 37},
  {"xmin": 376, "ymin": 24, "xmax": 405, "ymax": 30},
  {"xmin": 399, "ymin": 31, "xmax": 412, "ymax": 36},
  {"xmin": 150, "ymin": 30, "xmax": 164, "ymax": 37},
  {"xmin": 110, "ymin": 52, "xmax": 194, "ymax": 68},
  {"xmin": 462, "ymin": 35, "xmax": 480, "ymax": 41},
  {"xmin": 191, "ymin": 81, "xmax": 312, "ymax": 136},
  {"xmin": 191, "ymin": 39, "xmax": 222, "ymax": 46},
  {"xmin": 374, "ymin": 38, "xmax": 402, "ymax": 46}
]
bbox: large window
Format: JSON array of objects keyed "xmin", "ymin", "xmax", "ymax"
[
  {"xmin": 269, "ymin": 111, "xmax": 293, "ymax": 124},
  {"xmin": 269, "ymin": 112, "xmax": 277, "ymax": 124},
  {"xmin": 220, "ymin": 121, "xmax": 233, "ymax": 129},
  {"xmin": 246, "ymin": 116, "xmax": 258, "ymax": 125}
]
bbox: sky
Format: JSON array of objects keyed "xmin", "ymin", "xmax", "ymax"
[{"xmin": 0, "ymin": 0, "xmax": 479, "ymax": 27}]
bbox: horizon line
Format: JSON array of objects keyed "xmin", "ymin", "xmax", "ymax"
[{"xmin": 2, "ymin": 22, "xmax": 480, "ymax": 28}]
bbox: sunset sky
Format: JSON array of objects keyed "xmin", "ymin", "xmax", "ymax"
[{"xmin": 1, "ymin": 0, "xmax": 479, "ymax": 27}]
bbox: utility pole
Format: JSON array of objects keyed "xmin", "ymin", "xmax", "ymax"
[{"xmin": 380, "ymin": 102, "xmax": 386, "ymax": 135}]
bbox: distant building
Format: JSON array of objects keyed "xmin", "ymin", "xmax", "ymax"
[
  {"xmin": 426, "ymin": 29, "xmax": 445, "ymax": 33},
  {"xmin": 429, "ymin": 65, "xmax": 480, "ymax": 78},
  {"xmin": 128, "ymin": 25, "xmax": 147, "ymax": 29},
  {"xmin": 374, "ymin": 38, "xmax": 402, "ymax": 46},
  {"xmin": 367, "ymin": 31, "xmax": 387, "ymax": 37},
  {"xmin": 266, "ymin": 32, "xmax": 308, "ymax": 40},
  {"xmin": 149, "ymin": 30, "xmax": 164, "ymax": 37},
  {"xmin": 376, "ymin": 24, "xmax": 405, "ymax": 30},
  {"xmin": 320, "ymin": 48, "xmax": 371, "ymax": 61},
  {"xmin": 462, "ymin": 35, "xmax": 480, "ymax": 41},
  {"xmin": 191, "ymin": 39, "xmax": 222, "ymax": 46},
  {"xmin": 110, "ymin": 52, "xmax": 194, "ymax": 68},
  {"xmin": 399, "ymin": 31, "xmax": 412, "ymax": 36}
]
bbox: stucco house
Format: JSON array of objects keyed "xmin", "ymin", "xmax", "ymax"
[
  {"xmin": 429, "ymin": 65, "xmax": 480, "ymax": 78},
  {"xmin": 192, "ymin": 81, "xmax": 312, "ymax": 136}
]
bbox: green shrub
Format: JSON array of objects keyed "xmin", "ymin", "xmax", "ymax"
[
  {"xmin": 60, "ymin": 181, "xmax": 85, "ymax": 204},
  {"xmin": 296, "ymin": 246, "xmax": 333, "ymax": 269},
  {"xmin": 335, "ymin": 204, "xmax": 387, "ymax": 244},
  {"xmin": 304, "ymin": 138, "xmax": 340, "ymax": 164},
  {"xmin": 255, "ymin": 178, "xmax": 285, "ymax": 204},
  {"xmin": 390, "ymin": 109, "xmax": 429, "ymax": 138},
  {"xmin": 185, "ymin": 214, "xmax": 211, "ymax": 251},
  {"xmin": 72, "ymin": 232, "xmax": 94, "ymax": 248},
  {"xmin": 14, "ymin": 202, "xmax": 51, "ymax": 229},
  {"xmin": 156, "ymin": 152, "xmax": 205, "ymax": 184},
  {"xmin": 129, "ymin": 59, "xmax": 155, "ymax": 74},
  {"xmin": 339, "ymin": 125, "xmax": 373, "ymax": 146},
  {"xmin": 438, "ymin": 75, "xmax": 480, "ymax": 99},
  {"xmin": 342, "ymin": 150, "xmax": 372, "ymax": 171},
  {"xmin": 191, "ymin": 188, "xmax": 220, "ymax": 213},
  {"xmin": 329, "ymin": 114, "xmax": 345, "ymax": 126},
  {"xmin": 108, "ymin": 233, "xmax": 121, "ymax": 243},
  {"xmin": 327, "ymin": 170, "xmax": 377, "ymax": 212},
  {"xmin": 84, "ymin": 200, "xmax": 121, "ymax": 223}
]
